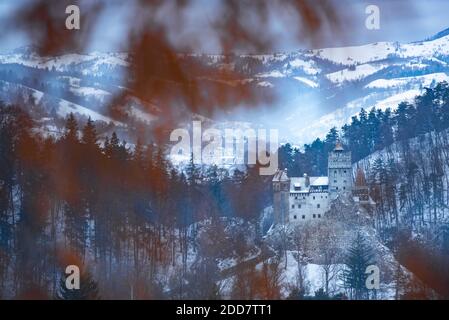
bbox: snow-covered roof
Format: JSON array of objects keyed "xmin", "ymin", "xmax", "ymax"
[
  {"xmin": 272, "ymin": 169, "xmax": 289, "ymax": 182},
  {"xmin": 289, "ymin": 176, "xmax": 328, "ymax": 193},
  {"xmin": 313, "ymin": 176, "xmax": 329, "ymax": 186}
]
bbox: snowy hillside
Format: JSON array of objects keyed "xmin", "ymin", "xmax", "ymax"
[{"xmin": 2, "ymin": 28, "xmax": 449, "ymax": 144}]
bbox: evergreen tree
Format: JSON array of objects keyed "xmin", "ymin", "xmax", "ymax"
[
  {"xmin": 378, "ymin": 108, "xmax": 394, "ymax": 149},
  {"xmin": 133, "ymin": 137, "xmax": 145, "ymax": 168},
  {"xmin": 64, "ymin": 113, "xmax": 78, "ymax": 142},
  {"xmin": 186, "ymin": 152, "xmax": 200, "ymax": 186},
  {"xmin": 342, "ymin": 233, "xmax": 375, "ymax": 300},
  {"xmin": 81, "ymin": 117, "xmax": 98, "ymax": 147}
]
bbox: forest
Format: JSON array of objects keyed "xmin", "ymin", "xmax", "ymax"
[
  {"xmin": 1, "ymin": 82, "xmax": 449, "ymax": 299},
  {"xmin": 0, "ymin": 103, "xmax": 271, "ymax": 298}
]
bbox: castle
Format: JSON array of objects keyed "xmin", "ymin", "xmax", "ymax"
[{"xmin": 272, "ymin": 142, "xmax": 373, "ymax": 224}]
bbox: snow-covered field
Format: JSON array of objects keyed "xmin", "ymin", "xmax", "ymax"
[
  {"xmin": 326, "ymin": 63, "xmax": 388, "ymax": 84},
  {"xmin": 365, "ymin": 73, "xmax": 449, "ymax": 90}
]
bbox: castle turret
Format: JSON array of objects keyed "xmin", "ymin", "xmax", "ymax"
[
  {"xmin": 353, "ymin": 166, "xmax": 374, "ymax": 206},
  {"xmin": 272, "ymin": 168, "xmax": 290, "ymax": 224},
  {"xmin": 328, "ymin": 141, "xmax": 352, "ymax": 199}
]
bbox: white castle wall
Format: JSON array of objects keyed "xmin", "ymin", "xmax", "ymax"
[{"xmin": 288, "ymin": 191, "xmax": 329, "ymax": 222}]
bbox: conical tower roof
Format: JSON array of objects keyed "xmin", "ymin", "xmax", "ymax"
[
  {"xmin": 355, "ymin": 167, "xmax": 367, "ymax": 187},
  {"xmin": 334, "ymin": 140, "xmax": 344, "ymax": 151}
]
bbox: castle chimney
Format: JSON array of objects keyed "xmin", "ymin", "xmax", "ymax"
[{"xmin": 304, "ymin": 173, "xmax": 310, "ymax": 187}]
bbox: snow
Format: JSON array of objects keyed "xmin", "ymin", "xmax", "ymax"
[
  {"xmin": 287, "ymin": 58, "xmax": 321, "ymax": 75},
  {"xmin": 314, "ymin": 34, "xmax": 449, "ymax": 66},
  {"xmin": 59, "ymin": 76, "xmax": 81, "ymax": 87},
  {"xmin": 257, "ymin": 81, "xmax": 274, "ymax": 88},
  {"xmin": 399, "ymin": 36, "xmax": 449, "ymax": 59},
  {"xmin": 129, "ymin": 106, "xmax": 156, "ymax": 124},
  {"xmin": 314, "ymin": 42, "xmax": 395, "ymax": 65},
  {"xmin": 69, "ymin": 86, "xmax": 111, "ymax": 99},
  {"xmin": 31, "ymin": 89, "xmax": 44, "ymax": 104},
  {"xmin": 326, "ymin": 63, "xmax": 387, "ymax": 84},
  {"xmin": 58, "ymin": 100, "xmax": 121, "ymax": 124},
  {"xmin": 3, "ymin": 30, "xmax": 449, "ymax": 149},
  {"xmin": 0, "ymin": 51, "xmax": 128, "ymax": 75},
  {"xmin": 404, "ymin": 62, "xmax": 429, "ymax": 70},
  {"xmin": 246, "ymin": 53, "xmax": 288, "ymax": 63},
  {"xmin": 374, "ymin": 89, "xmax": 422, "ymax": 111},
  {"xmin": 280, "ymin": 251, "xmax": 345, "ymax": 297},
  {"xmin": 218, "ymin": 258, "xmax": 237, "ymax": 272},
  {"xmin": 294, "ymin": 76, "xmax": 319, "ymax": 88},
  {"xmin": 256, "ymin": 70, "xmax": 285, "ymax": 78},
  {"xmin": 313, "ymin": 177, "xmax": 328, "ymax": 186},
  {"xmin": 365, "ymin": 73, "xmax": 449, "ymax": 89}
]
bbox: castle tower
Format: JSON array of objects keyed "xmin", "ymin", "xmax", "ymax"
[
  {"xmin": 272, "ymin": 168, "xmax": 290, "ymax": 224},
  {"xmin": 328, "ymin": 141, "xmax": 352, "ymax": 199}
]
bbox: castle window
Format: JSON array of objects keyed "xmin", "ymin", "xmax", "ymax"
[
  {"xmin": 344, "ymin": 170, "xmax": 347, "ymax": 173},
  {"xmin": 334, "ymin": 180, "xmax": 337, "ymax": 183},
  {"xmin": 303, "ymin": 196, "xmax": 306, "ymax": 199},
  {"xmin": 318, "ymin": 214, "xmax": 321, "ymax": 218},
  {"xmin": 343, "ymin": 187, "xmax": 346, "ymax": 190},
  {"xmin": 336, "ymin": 187, "xmax": 339, "ymax": 190},
  {"xmin": 298, "ymin": 204, "xmax": 301, "ymax": 209},
  {"xmin": 343, "ymin": 180, "xmax": 346, "ymax": 183},
  {"xmin": 291, "ymin": 205, "xmax": 295, "ymax": 209},
  {"xmin": 302, "ymin": 215, "xmax": 305, "ymax": 219},
  {"xmin": 294, "ymin": 215, "xmax": 297, "ymax": 220},
  {"xmin": 317, "ymin": 204, "xmax": 320, "ymax": 208},
  {"xmin": 334, "ymin": 170, "xmax": 337, "ymax": 174},
  {"xmin": 313, "ymin": 196, "xmax": 315, "ymax": 200},
  {"xmin": 295, "ymin": 196, "xmax": 298, "ymax": 200},
  {"xmin": 313, "ymin": 214, "xmax": 316, "ymax": 218}
]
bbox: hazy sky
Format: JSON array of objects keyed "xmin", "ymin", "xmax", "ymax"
[{"xmin": 1, "ymin": 0, "xmax": 449, "ymax": 53}]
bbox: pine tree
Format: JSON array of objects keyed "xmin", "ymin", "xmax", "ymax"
[
  {"xmin": 57, "ymin": 271, "xmax": 100, "ymax": 300},
  {"xmin": 378, "ymin": 108, "xmax": 394, "ymax": 149},
  {"xmin": 64, "ymin": 113, "xmax": 78, "ymax": 142},
  {"xmin": 105, "ymin": 132, "xmax": 120, "ymax": 159},
  {"xmin": 110, "ymin": 131, "xmax": 120, "ymax": 149},
  {"xmin": 186, "ymin": 152, "xmax": 200, "ymax": 186},
  {"xmin": 81, "ymin": 117, "xmax": 98, "ymax": 147},
  {"xmin": 133, "ymin": 137, "xmax": 145, "ymax": 166},
  {"xmin": 325, "ymin": 127, "xmax": 339, "ymax": 148},
  {"xmin": 342, "ymin": 232, "xmax": 375, "ymax": 300}
]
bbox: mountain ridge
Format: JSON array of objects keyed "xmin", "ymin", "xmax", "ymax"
[{"xmin": 2, "ymin": 28, "xmax": 449, "ymax": 145}]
